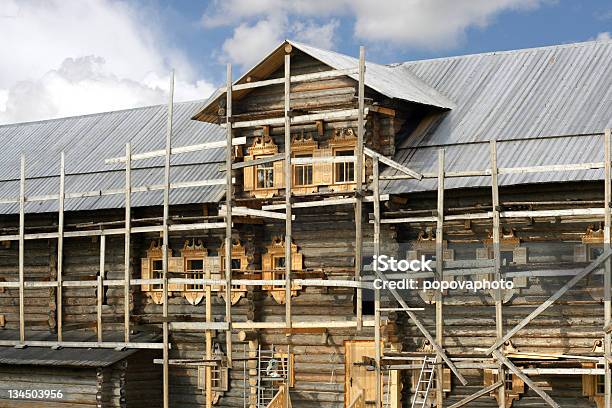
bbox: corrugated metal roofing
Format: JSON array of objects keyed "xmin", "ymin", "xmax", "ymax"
[
  {"xmin": 383, "ymin": 39, "xmax": 612, "ymax": 194},
  {"xmin": 0, "ymin": 346, "xmax": 139, "ymax": 367},
  {"xmin": 0, "ymin": 100, "xmax": 226, "ymax": 214}
]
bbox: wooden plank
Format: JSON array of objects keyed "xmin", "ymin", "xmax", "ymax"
[
  {"xmin": 605, "ymin": 128, "xmax": 612, "ymax": 408},
  {"xmin": 291, "ymin": 155, "xmax": 356, "ymax": 164},
  {"xmin": 225, "ymin": 63, "xmax": 233, "ymax": 364},
  {"xmin": 0, "ymin": 340, "xmax": 165, "ymax": 349},
  {"xmin": 356, "ymin": 46, "xmax": 365, "ymax": 332},
  {"xmin": 284, "ymin": 53, "xmax": 292, "ymax": 329},
  {"xmin": 220, "ymin": 205, "xmax": 294, "ymax": 220},
  {"xmin": 222, "ymin": 108, "xmax": 364, "ymax": 128},
  {"xmin": 97, "ymin": 235, "xmax": 105, "ymax": 343},
  {"xmin": 490, "ymin": 140, "xmax": 506, "ymax": 408},
  {"xmin": 18, "ymin": 155, "xmax": 25, "ymax": 343},
  {"xmin": 220, "ymin": 67, "xmax": 359, "ymax": 92},
  {"xmin": 373, "ymin": 155, "xmax": 382, "ymax": 408},
  {"xmin": 104, "ymin": 136, "xmax": 246, "ymax": 163},
  {"xmin": 486, "ymin": 247, "xmax": 612, "ymax": 354},
  {"xmin": 435, "ymin": 148, "xmax": 445, "ymax": 407},
  {"xmin": 363, "ymin": 146, "xmax": 422, "ymax": 180},
  {"xmin": 161, "ymin": 71, "xmax": 173, "ymax": 408},
  {"xmin": 447, "ymin": 381, "xmax": 503, "ymax": 408},
  {"xmin": 124, "ymin": 143, "xmax": 131, "ymax": 344},
  {"xmin": 493, "ymin": 350, "xmax": 560, "ymax": 408},
  {"xmin": 57, "ymin": 152, "xmax": 65, "ymax": 343},
  {"xmin": 263, "ymin": 195, "xmax": 389, "ymax": 211},
  {"xmin": 228, "ymin": 153, "xmax": 284, "ymax": 170}
]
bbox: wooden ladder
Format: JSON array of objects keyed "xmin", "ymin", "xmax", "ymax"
[{"xmin": 411, "ymin": 356, "xmax": 436, "ymax": 408}]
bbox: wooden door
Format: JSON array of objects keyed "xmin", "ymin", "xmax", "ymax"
[{"xmin": 345, "ymin": 340, "xmax": 381, "ymax": 407}]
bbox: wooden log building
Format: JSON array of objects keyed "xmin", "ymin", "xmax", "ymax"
[{"xmin": 0, "ymin": 38, "xmax": 611, "ymax": 408}]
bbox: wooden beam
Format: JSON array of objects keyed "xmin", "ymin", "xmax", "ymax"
[
  {"xmin": 355, "ymin": 45, "xmax": 365, "ymax": 332},
  {"xmin": 225, "ymin": 63, "xmax": 233, "ymax": 364},
  {"xmin": 262, "ymin": 195, "xmax": 389, "ymax": 211},
  {"xmin": 605, "ymin": 128, "xmax": 612, "ymax": 408},
  {"xmin": 221, "ymin": 108, "xmax": 365, "ymax": 129},
  {"xmin": 447, "ymin": 381, "xmax": 503, "ymax": 408},
  {"xmin": 490, "ymin": 140, "xmax": 506, "ymax": 408},
  {"xmin": 57, "ymin": 152, "xmax": 65, "ymax": 343},
  {"xmin": 363, "ymin": 146, "xmax": 422, "ymax": 180},
  {"xmin": 124, "ymin": 143, "xmax": 131, "ymax": 344},
  {"xmin": 228, "ymin": 153, "xmax": 284, "ymax": 170},
  {"xmin": 97, "ymin": 235, "xmax": 105, "ymax": 343},
  {"xmin": 18, "ymin": 155, "xmax": 25, "ymax": 343},
  {"xmin": 220, "ymin": 206, "xmax": 294, "ymax": 220},
  {"xmin": 284, "ymin": 53, "xmax": 293, "ymax": 330},
  {"xmin": 373, "ymin": 155, "xmax": 382, "ymax": 408},
  {"xmin": 492, "ymin": 350, "xmax": 560, "ymax": 408},
  {"xmin": 161, "ymin": 71, "xmax": 173, "ymax": 408},
  {"xmin": 104, "ymin": 137, "xmax": 246, "ymax": 164},
  {"xmin": 435, "ymin": 149, "xmax": 445, "ymax": 407},
  {"xmin": 0, "ymin": 340, "xmax": 165, "ymax": 349},
  {"xmin": 486, "ymin": 247, "xmax": 612, "ymax": 354}
]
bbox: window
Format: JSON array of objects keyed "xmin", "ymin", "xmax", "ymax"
[
  {"xmin": 274, "ymin": 256, "xmax": 286, "ymax": 269},
  {"xmin": 334, "ymin": 149, "xmax": 355, "ymax": 183},
  {"xmin": 152, "ymin": 259, "xmax": 163, "ymax": 290},
  {"xmin": 293, "ymin": 153, "xmax": 313, "ymax": 186},
  {"xmin": 262, "ymin": 237, "xmax": 304, "ymax": 304},
  {"xmin": 257, "ymin": 161, "xmax": 274, "ymax": 189},
  {"xmin": 231, "ymin": 258, "xmax": 241, "ymax": 270},
  {"xmin": 185, "ymin": 258, "xmax": 204, "ymax": 291}
]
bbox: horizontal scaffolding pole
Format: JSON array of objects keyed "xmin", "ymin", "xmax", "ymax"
[
  {"xmin": 262, "ymin": 195, "xmax": 389, "ymax": 211},
  {"xmin": 219, "ymin": 205, "xmax": 294, "ymax": 220},
  {"xmin": 0, "ymin": 340, "xmax": 165, "ymax": 349},
  {"xmin": 221, "ymin": 108, "xmax": 366, "ymax": 129},
  {"xmin": 104, "ymin": 137, "xmax": 247, "ymax": 164}
]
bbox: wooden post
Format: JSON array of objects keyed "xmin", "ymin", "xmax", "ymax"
[
  {"xmin": 57, "ymin": 152, "xmax": 65, "ymax": 342},
  {"xmin": 162, "ymin": 71, "xmax": 174, "ymax": 408},
  {"xmin": 123, "ymin": 142, "xmax": 132, "ymax": 346},
  {"xmin": 284, "ymin": 52, "xmax": 293, "ymax": 329},
  {"xmin": 225, "ymin": 63, "xmax": 234, "ymax": 364},
  {"xmin": 18, "ymin": 155, "xmax": 25, "ymax": 343},
  {"xmin": 490, "ymin": 140, "xmax": 506, "ymax": 408},
  {"xmin": 355, "ymin": 45, "xmax": 365, "ymax": 331},
  {"xmin": 435, "ymin": 149, "xmax": 445, "ymax": 407},
  {"xmin": 373, "ymin": 156, "xmax": 382, "ymax": 408},
  {"xmin": 97, "ymin": 235, "xmax": 105, "ymax": 343},
  {"xmin": 205, "ymin": 244, "xmax": 213, "ymax": 408},
  {"xmin": 604, "ymin": 128, "xmax": 611, "ymax": 408}
]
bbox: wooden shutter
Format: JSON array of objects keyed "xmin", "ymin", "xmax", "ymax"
[
  {"xmin": 291, "ymin": 252, "xmax": 303, "ymax": 271},
  {"xmin": 168, "ymin": 257, "xmax": 184, "ymax": 292},
  {"xmin": 513, "ymin": 247, "xmax": 527, "ymax": 264},
  {"xmin": 442, "ymin": 368, "xmax": 451, "ymax": 392},
  {"xmin": 273, "ymin": 160, "xmax": 284, "ymax": 189},
  {"xmin": 243, "ymin": 156, "xmax": 254, "ymax": 191},
  {"xmin": 207, "ymin": 256, "xmax": 222, "ymax": 291},
  {"xmin": 574, "ymin": 244, "xmax": 587, "ymax": 262},
  {"xmin": 313, "ymin": 148, "xmax": 333, "ymax": 185},
  {"xmin": 141, "ymin": 258, "xmax": 151, "ymax": 291}
]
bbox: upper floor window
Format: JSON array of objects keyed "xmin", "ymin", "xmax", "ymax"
[
  {"xmin": 293, "ymin": 153, "xmax": 313, "ymax": 186},
  {"xmin": 334, "ymin": 149, "xmax": 355, "ymax": 183},
  {"xmin": 256, "ymin": 161, "xmax": 274, "ymax": 189}
]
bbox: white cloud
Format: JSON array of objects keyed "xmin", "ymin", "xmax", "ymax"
[
  {"xmin": 221, "ymin": 19, "xmax": 285, "ymax": 69},
  {"xmin": 0, "ymin": 0, "xmax": 215, "ymax": 124},
  {"xmin": 204, "ymin": 0, "xmax": 550, "ymax": 67},
  {"xmin": 596, "ymin": 32, "xmax": 611, "ymax": 41}
]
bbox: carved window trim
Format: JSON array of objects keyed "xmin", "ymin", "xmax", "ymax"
[
  {"xmin": 479, "ymin": 228, "xmax": 527, "ymax": 265},
  {"xmin": 582, "ymin": 362, "xmax": 605, "ymax": 408},
  {"xmin": 407, "ymin": 227, "xmax": 455, "ymax": 262},
  {"xmin": 244, "ymin": 135, "xmax": 281, "ymax": 198},
  {"xmin": 291, "ymin": 132, "xmax": 318, "ymax": 194},
  {"xmin": 329, "ymin": 128, "xmax": 358, "ymax": 192},
  {"xmin": 180, "ymin": 239, "xmax": 208, "ymax": 306},
  {"xmin": 483, "ymin": 369, "xmax": 525, "ymax": 407},
  {"xmin": 219, "ymin": 240, "xmax": 250, "ymax": 305},
  {"xmin": 575, "ymin": 224, "xmax": 605, "ymax": 262},
  {"xmin": 141, "ymin": 241, "xmax": 184, "ymax": 305},
  {"xmin": 262, "ymin": 237, "xmax": 303, "ymax": 304}
]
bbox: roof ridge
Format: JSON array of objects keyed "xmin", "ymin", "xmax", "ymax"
[{"xmin": 392, "ymin": 38, "xmax": 612, "ymax": 66}]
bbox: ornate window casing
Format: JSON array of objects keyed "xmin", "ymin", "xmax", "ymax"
[
  {"xmin": 180, "ymin": 239, "xmax": 210, "ymax": 306},
  {"xmin": 243, "ymin": 134, "xmax": 283, "ymax": 198},
  {"xmin": 582, "ymin": 362, "xmax": 605, "ymax": 408},
  {"xmin": 262, "ymin": 237, "xmax": 303, "ymax": 304},
  {"xmin": 140, "ymin": 241, "xmax": 184, "ymax": 305},
  {"xmin": 291, "ymin": 132, "xmax": 318, "ymax": 194},
  {"xmin": 483, "ymin": 369, "xmax": 525, "ymax": 407},
  {"xmin": 575, "ymin": 224, "xmax": 605, "ymax": 262},
  {"xmin": 219, "ymin": 240, "xmax": 250, "ymax": 305},
  {"xmin": 478, "ymin": 228, "xmax": 528, "ymax": 265},
  {"xmin": 197, "ymin": 343, "xmax": 229, "ymax": 404},
  {"xmin": 407, "ymin": 227, "xmax": 455, "ymax": 262},
  {"xmin": 242, "ymin": 127, "xmax": 366, "ymax": 197}
]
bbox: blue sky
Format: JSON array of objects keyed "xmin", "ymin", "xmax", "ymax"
[{"xmin": 0, "ymin": 0, "xmax": 610, "ymax": 124}]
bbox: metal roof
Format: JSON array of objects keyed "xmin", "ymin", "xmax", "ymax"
[
  {"xmin": 0, "ymin": 100, "xmax": 226, "ymax": 214},
  {"xmin": 383, "ymin": 39, "xmax": 612, "ymax": 194},
  {"xmin": 0, "ymin": 346, "xmax": 139, "ymax": 368}
]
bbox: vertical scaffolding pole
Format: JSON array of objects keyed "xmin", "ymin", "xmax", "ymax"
[
  {"xmin": 355, "ymin": 45, "xmax": 365, "ymax": 331},
  {"xmin": 97, "ymin": 235, "xmax": 105, "ymax": 343},
  {"xmin": 490, "ymin": 140, "xmax": 506, "ymax": 408},
  {"xmin": 124, "ymin": 143, "xmax": 131, "ymax": 344},
  {"xmin": 373, "ymin": 156, "xmax": 382, "ymax": 408},
  {"xmin": 18, "ymin": 155, "xmax": 25, "ymax": 343},
  {"xmin": 162, "ymin": 71, "xmax": 174, "ymax": 408},
  {"xmin": 435, "ymin": 149, "xmax": 445, "ymax": 407},
  {"xmin": 57, "ymin": 152, "xmax": 65, "ymax": 342},
  {"xmin": 225, "ymin": 63, "xmax": 234, "ymax": 364},
  {"xmin": 284, "ymin": 51, "xmax": 293, "ymax": 328},
  {"xmin": 604, "ymin": 128, "xmax": 611, "ymax": 408}
]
